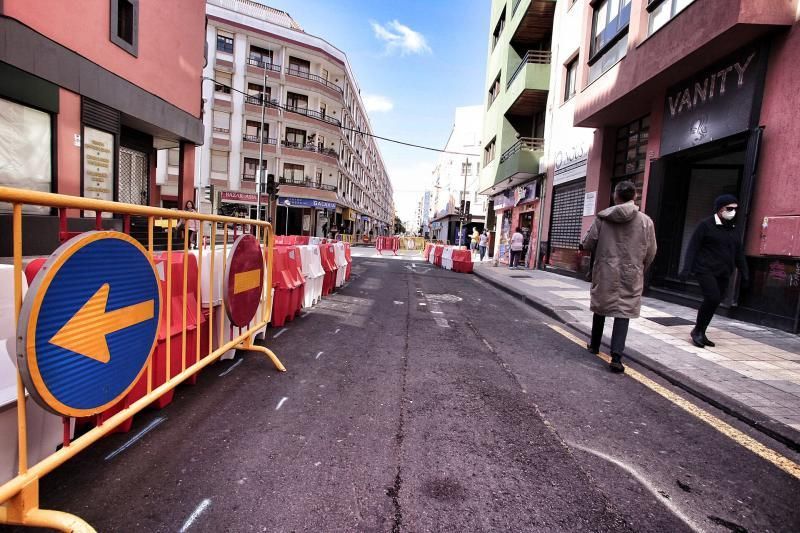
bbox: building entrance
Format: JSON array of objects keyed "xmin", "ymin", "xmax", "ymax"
[{"xmin": 649, "ymin": 135, "xmax": 747, "ymax": 301}]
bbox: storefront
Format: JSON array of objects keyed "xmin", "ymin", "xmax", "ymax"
[
  {"xmin": 493, "ymin": 179, "xmax": 541, "ymax": 268},
  {"xmin": 546, "ymin": 146, "xmax": 590, "ymax": 274},
  {"xmin": 645, "ymin": 43, "xmax": 769, "ymax": 316},
  {"xmin": 275, "ymin": 196, "xmax": 336, "ymax": 236}
]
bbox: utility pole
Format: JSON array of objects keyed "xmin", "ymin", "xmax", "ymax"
[
  {"xmin": 458, "ymin": 156, "xmax": 469, "ymax": 247},
  {"xmin": 256, "ymin": 68, "xmax": 268, "ymax": 222}
]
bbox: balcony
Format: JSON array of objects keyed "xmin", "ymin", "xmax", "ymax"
[
  {"xmin": 495, "ymin": 137, "xmax": 544, "ymax": 186},
  {"xmin": 284, "ymin": 105, "xmax": 342, "ymax": 127},
  {"xmin": 505, "ymin": 50, "xmax": 550, "ymax": 117},
  {"xmin": 281, "ymin": 140, "xmax": 339, "ymax": 160},
  {"xmin": 246, "ymin": 58, "xmax": 282, "ymax": 74},
  {"xmin": 285, "ymin": 66, "xmax": 343, "ymax": 95},
  {"xmin": 278, "ymin": 175, "xmax": 337, "ymax": 192},
  {"xmin": 509, "ymin": 0, "xmax": 556, "ymax": 48},
  {"xmin": 242, "ymin": 134, "xmax": 278, "ymax": 145}
]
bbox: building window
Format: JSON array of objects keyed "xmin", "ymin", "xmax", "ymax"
[
  {"xmin": 461, "ymin": 161, "xmax": 473, "ymax": 175},
  {"xmin": 0, "ymin": 97, "xmax": 52, "ymax": 213},
  {"xmin": 591, "ymin": 0, "xmax": 632, "ymax": 58},
  {"xmin": 285, "ymin": 127, "xmax": 307, "ymax": 147},
  {"xmin": 287, "ymin": 92, "xmax": 308, "ymax": 111},
  {"xmin": 216, "ymin": 31, "xmax": 234, "ymax": 54},
  {"xmin": 648, "ymin": 0, "xmax": 697, "ymax": 35},
  {"xmin": 488, "ymin": 73, "xmax": 501, "ymax": 108},
  {"xmin": 167, "ymin": 148, "xmax": 180, "ymax": 167},
  {"xmin": 483, "ymin": 138, "xmax": 497, "ymax": 166},
  {"xmin": 283, "ymin": 163, "xmax": 304, "ymax": 181},
  {"xmin": 612, "ymin": 115, "xmax": 649, "ymax": 206},
  {"xmin": 214, "ymin": 71, "xmax": 232, "ymax": 94},
  {"xmin": 242, "ymin": 157, "xmax": 267, "ymax": 181},
  {"xmin": 492, "ymin": 8, "xmax": 506, "ymax": 49},
  {"xmin": 288, "ymin": 57, "xmax": 311, "ymax": 76},
  {"xmin": 212, "ymin": 110, "xmax": 230, "ymax": 133},
  {"xmin": 246, "ymin": 83, "xmax": 271, "ymax": 105},
  {"xmin": 564, "ymin": 57, "xmax": 578, "ymax": 102},
  {"xmin": 244, "ymin": 120, "xmax": 268, "ymax": 142},
  {"xmin": 109, "ymin": 0, "xmax": 138, "ymax": 56},
  {"xmin": 210, "ymin": 150, "xmax": 229, "ymax": 175},
  {"xmin": 248, "ymin": 45, "xmax": 273, "ymax": 67}
]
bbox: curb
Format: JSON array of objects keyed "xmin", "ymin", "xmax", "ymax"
[{"xmin": 473, "ymin": 266, "xmax": 800, "ymax": 453}]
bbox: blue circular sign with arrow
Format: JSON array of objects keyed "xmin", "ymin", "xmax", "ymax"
[{"xmin": 18, "ymin": 231, "xmax": 162, "ymax": 417}]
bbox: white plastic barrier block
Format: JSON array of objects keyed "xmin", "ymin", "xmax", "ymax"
[
  {"xmin": 442, "ymin": 246, "xmax": 455, "ymax": 270},
  {"xmin": 334, "ymin": 242, "xmax": 348, "ymax": 288},
  {"xmin": 1, "ymin": 264, "xmax": 69, "ymax": 485},
  {"xmin": 298, "ymin": 245, "xmax": 324, "ymax": 308}
]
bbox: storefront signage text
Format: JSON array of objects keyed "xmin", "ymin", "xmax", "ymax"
[
  {"xmin": 221, "ymin": 191, "xmax": 259, "ymax": 204},
  {"xmin": 82, "ymin": 126, "xmax": 114, "ymax": 217},
  {"xmin": 277, "ymin": 197, "xmax": 337, "ymax": 210}
]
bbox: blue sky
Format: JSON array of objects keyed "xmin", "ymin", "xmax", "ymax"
[{"xmin": 260, "ymin": 0, "xmax": 490, "ymax": 221}]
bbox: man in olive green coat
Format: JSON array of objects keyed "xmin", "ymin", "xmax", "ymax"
[{"xmin": 581, "ymin": 181, "xmax": 657, "ymax": 373}]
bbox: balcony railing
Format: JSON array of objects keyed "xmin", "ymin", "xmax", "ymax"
[
  {"xmin": 279, "ymin": 175, "xmax": 337, "ymax": 192},
  {"xmin": 285, "ymin": 66, "xmax": 343, "ymax": 94},
  {"xmin": 499, "ymin": 137, "xmax": 544, "ymax": 163},
  {"xmin": 506, "ymin": 50, "xmax": 552, "ymax": 89},
  {"xmin": 512, "ymin": 0, "xmax": 522, "ymax": 15},
  {"xmin": 281, "ymin": 140, "xmax": 339, "ymax": 159},
  {"xmin": 212, "ymin": 127, "xmax": 230, "ymax": 134},
  {"xmin": 246, "ymin": 58, "xmax": 282, "ymax": 73},
  {"xmin": 242, "ymin": 134, "xmax": 278, "ymax": 145},
  {"xmin": 285, "ymin": 105, "xmax": 342, "ymax": 126},
  {"xmin": 244, "ymin": 95, "xmax": 279, "ymax": 107},
  {"xmin": 242, "ymin": 173, "xmax": 256, "ymax": 182}
]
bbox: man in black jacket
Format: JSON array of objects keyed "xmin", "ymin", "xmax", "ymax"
[{"xmin": 680, "ymin": 194, "xmax": 749, "ymax": 348}]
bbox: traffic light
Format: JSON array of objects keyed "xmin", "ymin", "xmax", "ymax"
[{"xmin": 265, "ymin": 173, "xmax": 277, "ymax": 197}]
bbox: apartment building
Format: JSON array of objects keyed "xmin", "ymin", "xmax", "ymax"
[
  {"xmin": 0, "ymin": 0, "xmax": 205, "ymax": 254},
  {"xmin": 478, "ymin": 0, "xmax": 554, "ymax": 266},
  {"xmin": 430, "ymin": 106, "xmax": 485, "ymax": 244},
  {"xmin": 194, "ymin": 0, "xmax": 393, "ymax": 237},
  {"xmin": 539, "ymin": 0, "xmax": 800, "ymax": 332}
]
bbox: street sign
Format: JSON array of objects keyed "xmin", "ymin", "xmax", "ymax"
[
  {"xmin": 224, "ymin": 234, "xmax": 265, "ymax": 327},
  {"xmin": 17, "ymin": 232, "xmax": 162, "ymax": 417}
]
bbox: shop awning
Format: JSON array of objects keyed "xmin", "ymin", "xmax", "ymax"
[{"xmin": 479, "ymin": 172, "xmax": 544, "ymax": 197}]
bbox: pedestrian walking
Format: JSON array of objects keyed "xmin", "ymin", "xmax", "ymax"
[
  {"xmin": 478, "ymin": 229, "xmax": 489, "ymax": 261},
  {"xmin": 471, "ymin": 227, "xmax": 480, "ymax": 255},
  {"xmin": 509, "ymin": 227, "xmax": 524, "ymax": 268},
  {"xmin": 679, "ymin": 194, "xmax": 749, "ymax": 348},
  {"xmin": 581, "ymin": 181, "xmax": 657, "ymax": 373},
  {"xmin": 495, "ymin": 231, "xmax": 509, "ymax": 266},
  {"xmin": 179, "ymin": 200, "xmax": 199, "ymax": 249}
]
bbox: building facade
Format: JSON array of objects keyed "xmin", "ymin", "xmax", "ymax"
[
  {"xmin": 199, "ymin": 0, "xmax": 393, "ymax": 237},
  {"xmin": 430, "ymin": 106, "xmax": 485, "ymax": 245},
  {"xmin": 0, "ymin": 0, "xmax": 206, "ymax": 254},
  {"xmin": 537, "ymin": 0, "xmax": 800, "ymax": 332},
  {"xmin": 478, "ymin": 0, "xmax": 553, "ymax": 266}
]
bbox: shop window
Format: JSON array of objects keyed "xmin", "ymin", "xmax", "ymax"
[
  {"xmin": 648, "ymin": 0, "xmax": 697, "ymax": 35},
  {"xmin": 210, "ymin": 150, "xmax": 228, "ymax": 175},
  {"xmin": 492, "ymin": 8, "xmax": 506, "ymax": 49},
  {"xmin": 214, "ymin": 71, "xmax": 232, "ymax": 94},
  {"xmin": 564, "ymin": 57, "xmax": 578, "ymax": 102},
  {"xmin": 487, "ymin": 73, "xmax": 501, "ymax": 108},
  {"xmin": 212, "ymin": 110, "xmax": 230, "ymax": 134},
  {"xmin": 110, "ymin": 0, "xmax": 138, "ymax": 56},
  {"xmin": 0, "ymin": 97, "xmax": 52, "ymax": 213},
  {"xmin": 483, "ymin": 138, "xmax": 497, "ymax": 166},
  {"xmin": 248, "ymin": 45, "xmax": 273, "ymax": 68},
  {"xmin": 612, "ymin": 116, "xmax": 650, "ymax": 206},
  {"xmin": 216, "ymin": 31, "xmax": 234, "ymax": 54}
]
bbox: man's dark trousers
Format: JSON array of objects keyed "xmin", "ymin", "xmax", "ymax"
[
  {"xmin": 590, "ymin": 314, "xmax": 630, "ymax": 355},
  {"xmin": 695, "ymin": 273, "xmax": 729, "ymax": 333}
]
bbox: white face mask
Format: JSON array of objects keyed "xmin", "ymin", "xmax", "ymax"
[{"xmin": 721, "ymin": 209, "xmax": 736, "ymax": 221}]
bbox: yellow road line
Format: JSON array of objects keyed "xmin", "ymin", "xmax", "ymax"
[{"xmin": 548, "ymin": 323, "xmax": 800, "ymax": 481}]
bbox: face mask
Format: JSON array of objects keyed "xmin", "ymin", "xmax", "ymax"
[{"xmin": 721, "ymin": 210, "xmax": 736, "ymax": 221}]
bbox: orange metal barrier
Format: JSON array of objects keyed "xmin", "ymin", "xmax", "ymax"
[{"xmin": 0, "ymin": 186, "xmax": 283, "ymax": 532}]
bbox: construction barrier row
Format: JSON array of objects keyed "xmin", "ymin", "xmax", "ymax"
[
  {"xmin": 423, "ymin": 244, "xmax": 474, "ymax": 274},
  {"xmin": 375, "ymin": 236, "xmax": 399, "ymax": 255}
]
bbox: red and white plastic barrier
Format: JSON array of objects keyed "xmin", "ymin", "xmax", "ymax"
[{"xmin": 425, "ymin": 245, "xmax": 473, "ymax": 274}]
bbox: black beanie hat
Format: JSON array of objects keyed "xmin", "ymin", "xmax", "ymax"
[{"xmin": 714, "ymin": 194, "xmax": 738, "ymax": 212}]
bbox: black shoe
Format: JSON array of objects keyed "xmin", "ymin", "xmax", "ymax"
[
  {"xmin": 690, "ymin": 329, "xmax": 705, "ymax": 349},
  {"xmin": 702, "ymin": 335, "xmax": 716, "ymax": 347},
  {"xmin": 609, "ymin": 353, "xmax": 625, "ymax": 373},
  {"xmin": 586, "ymin": 343, "xmax": 599, "ymax": 355}
]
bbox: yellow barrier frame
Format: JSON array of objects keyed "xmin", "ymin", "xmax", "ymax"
[{"xmin": 0, "ymin": 186, "xmax": 283, "ymax": 532}]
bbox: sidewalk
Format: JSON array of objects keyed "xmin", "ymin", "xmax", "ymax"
[{"xmin": 473, "ymin": 262, "xmax": 800, "ymax": 449}]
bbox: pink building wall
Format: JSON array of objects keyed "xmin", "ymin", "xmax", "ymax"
[
  {"xmin": 749, "ymin": 23, "xmax": 800, "ymax": 256},
  {"xmin": 3, "ymin": 0, "xmax": 205, "ymax": 117}
]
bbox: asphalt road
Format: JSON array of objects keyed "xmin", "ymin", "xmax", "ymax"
[{"xmin": 14, "ymin": 255, "xmax": 800, "ymax": 532}]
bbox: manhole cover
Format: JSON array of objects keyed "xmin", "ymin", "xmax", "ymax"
[
  {"xmin": 425, "ymin": 294, "xmax": 463, "ymax": 303},
  {"xmin": 647, "ymin": 316, "xmax": 694, "ymax": 326}
]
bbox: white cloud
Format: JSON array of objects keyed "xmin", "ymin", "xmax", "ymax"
[
  {"xmin": 362, "ymin": 94, "xmax": 394, "ymax": 113},
  {"xmin": 371, "ymin": 20, "xmax": 432, "ymax": 56}
]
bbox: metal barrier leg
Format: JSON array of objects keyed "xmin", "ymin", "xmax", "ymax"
[
  {"xmin": 239, "ymin": 338, "xmax": 286, "ymax": 372},
  {"xmin": 0, "ymin": 479, "xmax": 95, "ymax": 532}
]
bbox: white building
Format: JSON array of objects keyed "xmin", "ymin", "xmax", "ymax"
[
  {"xmin": 181, "ymin": 0, "xmax": 394, "ymax": 236},
  {"xmin": 429, "ymin": 106, "xmax": 484, "ymax": 243}
]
